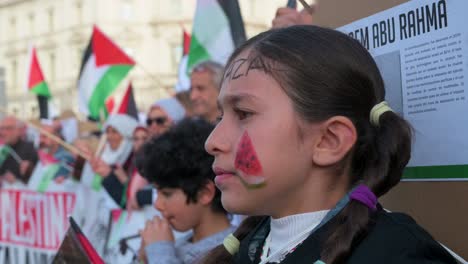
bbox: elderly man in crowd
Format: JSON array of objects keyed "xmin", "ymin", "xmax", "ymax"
[
  {"xmin": 0, "ymin": 116, "xmax": 38, "ymax": 184},
  {"xmin": 189, "ymin": 60, "xmax": 224, "ymax": 124}
]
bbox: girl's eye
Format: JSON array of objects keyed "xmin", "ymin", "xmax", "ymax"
[{"xmin": 234, "ymin": 108, "xmax": 252, "ymax": 121}]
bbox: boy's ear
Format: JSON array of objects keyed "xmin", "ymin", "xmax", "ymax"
[
  {"xmin": 312, "ymin": 116, "xmax": 357, "ymax": 167},
  {"xmin": 198, "ymin": 181, "xmax": 216, "ymax": 206}
]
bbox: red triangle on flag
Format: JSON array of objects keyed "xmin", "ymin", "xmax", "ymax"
[
  {"xmin": 92, "ymin": 25, "xmax": 135, "ymax": 67},
  {"xmin": 105, "ymin": 96, "xmax": 115, "ymax": 114},
  {"xmin": 38, "ymin": 150, "xmax": 59, "ymax": 165},
  {"xmin": 28, "ymin": 47, "xmax": 46, "ymax": 89},
  {"xmin": 183, "ymin": 30, "xmax": 191, "ymax": 56}
]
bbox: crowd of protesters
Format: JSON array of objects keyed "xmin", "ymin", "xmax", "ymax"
[{"xmin": 0, "ymin": 3, "xmax": 460, "ymax": 264}]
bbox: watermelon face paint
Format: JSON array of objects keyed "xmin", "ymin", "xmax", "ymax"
[{"xmin": 235, "ymin": 132, "xmax": 266, "ymax": 188}]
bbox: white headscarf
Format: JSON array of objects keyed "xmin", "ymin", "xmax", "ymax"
[
  {"xmin": 101, "ymin": 114, "xmax": 138, "ymax": 165},
  {"xmin": 152, "ymin": 97, "xmax": 186, "ymax": 124}
]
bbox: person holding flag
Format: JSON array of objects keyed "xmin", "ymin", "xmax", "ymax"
[
  {"xmin": 272, "ymin": 0, "xmax": 315, "ymax": 28},
  {"xmin": 90, "ymin": 114, "xmax": 138, "ymax": 208},
  {"xmin": 0, "ymin": 116, "xmax": 38, "ymax": 185},
  {"xmin": 38, "ymin": 122, "xmax": 75, "ymax": 183}
]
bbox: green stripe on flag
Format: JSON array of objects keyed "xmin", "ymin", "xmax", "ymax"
[
  {"xmin": 187, "ymin": 34, "xmax": 211, "ymax": 73},
  {"xmin": 109, "ymin": 211, "xmax": 128, "ymax": 247},
  {"xmin": 37, "ymin": 164, "xmax": 60, "ymax": 192},
  {"xmin": 92, "ymin": 174, "xmax": 103, "ymax": 191},
  {"xmin": 88, "ymin": 65, "xmax": 132, "ymax": 119},
  {"xmin": 30, "ymin": 81, "xmax": 51, "ymax": 98},
  {"xmin": 404, "ymin": 165, "xmax": 468, "ymax": 180},
  {"xmin": 0, "ymin": 146, "xmax": 11, "ymax": 166}
]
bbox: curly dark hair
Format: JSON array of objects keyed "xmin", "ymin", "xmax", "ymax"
[{"xmin": 137, "ymin": 118, "xmax": 225, "ymax": 214}]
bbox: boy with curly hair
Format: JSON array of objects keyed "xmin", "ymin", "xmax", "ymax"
[{"xmin": 137, "ymin": 118, "xmax": 236, "ymax": 264}]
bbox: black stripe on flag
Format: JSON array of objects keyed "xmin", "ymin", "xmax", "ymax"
[
  {"xmin": 37, "ymin": 95, "xmax": 49, "ymax": 119},
  {"xmin": 217, "ymin": 0, "xmax": 246, "ymax": 48},
  {"xmin": 78, "ymin": 38, "xmax": 93, "ymax": 79}
]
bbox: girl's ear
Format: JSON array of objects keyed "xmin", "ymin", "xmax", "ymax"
[
  {"xmin": 198, "ymin": 181, "xmax": 217, "ymax": 206},
  {"xmin": 312, "ymin": 116, "xmax": 357, "ymax": 167}
]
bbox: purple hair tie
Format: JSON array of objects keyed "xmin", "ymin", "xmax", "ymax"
[{"xmin": 350, "ymin": 184, "xmax": 377, "ymax": 211}]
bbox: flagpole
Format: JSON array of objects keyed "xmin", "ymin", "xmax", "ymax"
[
  {"xmin": 0, "ymin": 108, "xmax": 91, "ymax": 161},
  {"xmin": 297, "ymin": 0, "xmax": 315, "ymax": 15}
]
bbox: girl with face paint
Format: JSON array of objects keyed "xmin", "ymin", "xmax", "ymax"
[{"xmin": 202, "ymin": 26, "xmax": 457, "ymax": 264}]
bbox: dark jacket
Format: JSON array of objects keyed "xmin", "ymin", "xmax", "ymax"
[
  {"xmin": 0, "ymin": 139, "xmax": 38, "ymax": 183},
  {"xmin": 234, "ymin": 207, "xmax": 457, "ymax": 264}
]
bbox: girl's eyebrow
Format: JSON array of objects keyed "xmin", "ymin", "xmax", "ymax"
[{"xmin": 218, "ymin": 93, "xmax": 260, "ymax": 108}]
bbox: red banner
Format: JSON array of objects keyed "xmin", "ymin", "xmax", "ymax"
[{"xmin": 0, "ymin": 189, "xmax": 76, "ymax": 252}]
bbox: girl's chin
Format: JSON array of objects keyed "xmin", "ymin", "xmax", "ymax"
[{"xmin": 221, "ymin": 195, "xmax": 255, "ymax": 215}]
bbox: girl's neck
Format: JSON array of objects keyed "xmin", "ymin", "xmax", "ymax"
[
  {"xmin": 270, "ymin": 171, "xmax": 349, "ymax": 219},
  {"xmin": 192, "ymin": 210, "xmax": 231, "ymax": 243}
]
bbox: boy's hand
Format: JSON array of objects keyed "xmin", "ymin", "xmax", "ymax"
[
  {"xmin": 90, "ymin": 157, "xmax": 111, "ymax": 177},
  {"xmin": 140, "ymin": 216, "xmax": 174, "ymax": 245}
]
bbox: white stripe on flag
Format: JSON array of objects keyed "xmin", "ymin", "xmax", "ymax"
[{"xmin": 78, "ymin": 55, "xmax": 109, "ymax": 116}]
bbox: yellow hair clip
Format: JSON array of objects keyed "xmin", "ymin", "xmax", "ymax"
[
  {"xmin": 223, "ymin": 233, "xmax": 240, "ymax": 255},
  {"xmin": 370, "ymin": 101, "xmax": 393, "ymax": 126}
]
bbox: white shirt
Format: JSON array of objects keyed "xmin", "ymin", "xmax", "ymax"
[{"xmin": 260, "ymin": 210, "xmax": 330, "ymax": 263}]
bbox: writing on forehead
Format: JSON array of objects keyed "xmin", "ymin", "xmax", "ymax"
[{"xmin": 223, "ymin": 55, "xmax": 271, "ymax": 83}]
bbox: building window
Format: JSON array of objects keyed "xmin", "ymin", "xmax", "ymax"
[
  {"xmin": 10, "ymin": 60, "xmax": 17, "ymax": 90},
  {"xmin": 170, "ymin": 0, "xmax": 182, "ymax": 15},
  {"xmin": 28, "ymin": 13, "xmax": 35, "ymax": 35},
  {"xmin": 49, "ymin": 53, "xmax": 55, "ymax": 81},
  {"xmin": 121, "ymin": 2, "xmax": 133, "ymax": 21},
  {"xmin": 9, "ymin": 17, "xmax": 16, "ymax": 40},
  {"xmin": 48, "ymin": 8, "xmax": 54, "ymax": 32},
  {"xmin": 172, "ymin": 44, "xmax": 182, "ymax": 72},
  {"xmin": 75, "ymin": 1, "xmax": 83, "ymax": 24}
]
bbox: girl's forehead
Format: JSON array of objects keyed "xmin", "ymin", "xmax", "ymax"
[{"xmin": 218, "ymin": 69, "xmax": 284, "ymax": 108}]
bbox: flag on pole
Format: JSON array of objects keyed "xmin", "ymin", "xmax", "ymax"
[
  {"xmin": 105, "ymin": 82, "xmax": 139, "ymax": 120},
  {"xmin": 27, "ymin": 150, "xmax": 63, "ymax": 192},
  {"xmin": 175, "ymin": 29, "xmax": 191, "ymax": 92},
  {"xmin": 0, "ymin": 140, "xmax": 13, "ymax": 167},
  {"xmin": 26, "ymin": 46, "xmax": 56, "ymax": 119},
  {"xmin": 78, "ymin": 25, "xmax": 135, "ymax": 120},
  {"xmin": 187, "ymin": 0, "xmax": 246, "ymax": 72},
  {"xmin": 52, "ymin": 217, "xmax": 104, "ymax": 264}
]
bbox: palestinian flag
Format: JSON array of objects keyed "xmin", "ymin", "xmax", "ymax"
[
  {"xmin": 27, "ymin": 150, "xmax": 62, "ymax": 192},
  {"xmin": 175, "ymin": 29, "xmax": 191, "ymax": 92},
  {"xmin": 106, "ymin": 209, "xmax": 128, "ymax": 249},
  {"xmin": 78, "ymin": 25, "xmax": 135, "ymax": 120},
  {"xmin": 26, "ymin": 46, "xmax": 53, "ymax": 119},
  {"xmin": 0, "ymin": 141, "xmax": 12, "ymax": 167},
  {"xmin": 53, "ymin": 217, "xmax": 104, "ymax": 264},
  {"xmin": 187, "ymin": 0, "xmax": 246, "ymax": 72},
  {"xmin": 0, "ymin": 139, "xmax": 22, "ymax": 166},
  {"xmin": 105, "ymin": 82, "xmax": 139, "ymax": 120}
]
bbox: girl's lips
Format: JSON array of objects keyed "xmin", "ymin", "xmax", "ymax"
[
  {"xmin": 213, "ymin": 167, "xmax": 236, "ymax": 186},
  {"xmin": 214, "ymin": 173, "xmax": 235, "ymax": 186}
]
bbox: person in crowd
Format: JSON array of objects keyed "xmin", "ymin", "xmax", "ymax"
[
  {"xmin": 147, "ymin": 97, "xmax": 186, "ymax": 138},
  {"xmin": 271, "ymin": 1, "xmax": 315, "ymax": 28},
  {"xmin": 201, "ymin": 26, "xmax": 457, "ymax": 263},
  {"xmin": 175, "ymin": 91, "xmax": 194, "ymax": 118},
  {"xmin": 90, "ymin": 114, "xmax": 138, "ymax": 207},
  {"xmin": 0, "ymin": 116, "xmax": 38, "ymax": 184},
  {"xmin": 71, "ymin": 136, "xmax": 97, "ymax": 181},
  {"xmin": 189, "ymin": 61, "xmax": 224, "ymax": 124},
  {"xmin": 137, "ymin": 118, "xmax": 236, "ymax": 264},
  {"xmin": 126, "ymin": 126, "xmax": 153, "ymax": 211},
  {"xmin": 39, "ymin": 122, "xmax": 75, "ymax": 181}
]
